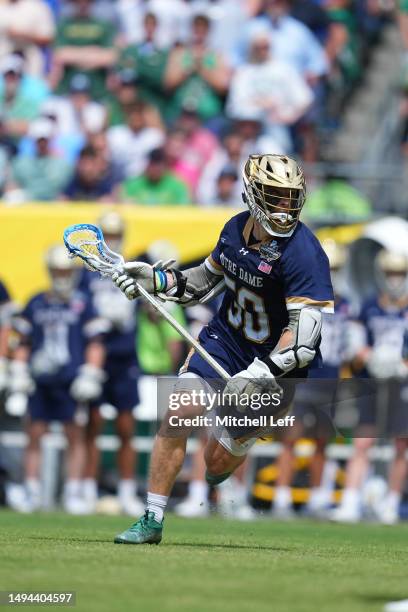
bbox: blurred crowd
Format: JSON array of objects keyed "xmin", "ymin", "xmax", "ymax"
[
  {"xmin": 1, "ymin": 210, "xmax": 408, "ymax": 525},
  {"xmin": 0, "ymin": 0, "xmax": 395, "ymax": 208}
]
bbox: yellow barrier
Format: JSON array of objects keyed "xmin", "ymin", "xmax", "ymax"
[
  {"xmin": 1, "ymin": 203, "xmax": 237, "ymax": 305},
  {"xmin": 1, "ymin": 203, "xmax": 365, "ymax": 306}
]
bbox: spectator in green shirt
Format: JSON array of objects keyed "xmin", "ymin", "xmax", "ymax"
[
  {"xmin": 121, "ymin": 147, "xmax": 191, "ymax": 206},
  {"xmin": 119, "ymin": 12, "xmax": 169, "ymax": 118},
  {"xmin": 51, "ymin": 0, "xmax": 117, "ymax": 99},
  {"xmin": 5, "ymin": 118, "xmax": 72, "ymax": 202},
  {"xmin": 164, "ymin": 13, "xmax": 230, "ymax": 125}
]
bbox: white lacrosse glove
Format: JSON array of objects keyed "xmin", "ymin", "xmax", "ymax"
[
  {"xmin": 112, "ymin": 259, "xmax": 175, "ymax": 300},
  {"xmin": 223, "ymin": 358, "xmax": 283, "ymax": 412},
  {"xmin": 0, "ymin": 357, "xmax": 8, "ymax": 393},
  {"xmin": 8, "ymin": 360, "xmax": 35, "ymax": 395},
  {"xmin": 366, "ymin": 346, "xmax": 408, "ymax": 380},
  {"xmin": 70, "ymin": 364, "xmax": 106, "ymax": 403}
]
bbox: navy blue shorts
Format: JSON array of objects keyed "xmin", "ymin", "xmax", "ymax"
[
  {"xmin": 356, "ymin": 380, "xmax": 408, "ymax": 436},
  {"xmin": 100, "ymin": 355, "xmax": 140, "ymax": 412},
  {"xmin": 186, "ymin": 325, "xmax": 255, "ymax": 379},
  {"xmin": 28, "ymin": 384, "xmax": 77, "ymax": 423},
  {"xmin": 184, "ymin": 325, "xmax": 306, "ymax": 439}
]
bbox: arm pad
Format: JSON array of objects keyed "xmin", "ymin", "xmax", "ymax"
[
  {"xmin": 263, "ymin": 307, "xmax": 322, "ymax": 376},
  {"xmin": 163, "ymin": 260, "xmax": 224, "ymax": 306}
]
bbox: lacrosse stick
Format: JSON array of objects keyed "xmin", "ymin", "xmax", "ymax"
[{"xmin": 63, "ymin": 223, "xmax": 230, "ymax": 381}]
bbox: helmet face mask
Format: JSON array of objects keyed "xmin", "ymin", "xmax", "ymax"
[
  {"xmin": 243, "ymin": 154, "xmax": 306, "ymax": 237},
  {"xmin": 49, "ymin": 268, "xmax": 78, "ymax": 300},
  {"xmin": 46, "ymin": 245, "xmax": 79, "ymax": 300},
  {"xmin": 375, "ymin": 249, "xmax": 408, "ymax": 300}
]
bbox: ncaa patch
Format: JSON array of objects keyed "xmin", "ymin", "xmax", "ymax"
[{"xmin": 259, "ymin": 240, "xmax": 281, "ymax": 262}]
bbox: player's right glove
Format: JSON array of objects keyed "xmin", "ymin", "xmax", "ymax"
[
  {"xmin": 112, "ymin": 259, "xmax": 175, "ymax": 300},
  {"xmin": 8, "ymin": 360, "xmax": 35, "ymax": 395}
]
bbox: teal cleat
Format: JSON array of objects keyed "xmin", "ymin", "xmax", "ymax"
[{"xmin": 114, "ymin": 511, "xmax": 163, "ymax": 545}]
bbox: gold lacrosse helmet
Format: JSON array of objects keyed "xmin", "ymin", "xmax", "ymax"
[
  {"xmin": 243, "ymin": 154, "xmax": 306, "ymax": 237},
  {"xmin": 375, "ymin": 249, "xmax": 408, "ymax": 299},
  {"xmin": 98, "ymin": 210, "xmax": 125, "ymax": 253},
  {"xmin": 321, "ymin": 239, "xmax": 347, "ymax": 271}
]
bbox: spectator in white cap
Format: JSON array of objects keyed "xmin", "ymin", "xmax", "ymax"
[
  {"xmin": 226, "ymin": 27, "xmax": 313, "ymax": 153},
  {"xmin": 5, "ymin": 117, "xmax": 72, "ymax": 203}
]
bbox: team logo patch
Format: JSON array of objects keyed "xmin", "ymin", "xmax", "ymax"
[
  {"xmin": 259, "ymin": 240, "xmax": 281, "ymax": 262},
  {"xmin": 258, "ymin": 261, "xmax": 272, "ymax": 274}
]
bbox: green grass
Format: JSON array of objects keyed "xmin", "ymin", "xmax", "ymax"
[{"xmin": 1, "ymin": 510, "xmax": 408, "ymax": 612}]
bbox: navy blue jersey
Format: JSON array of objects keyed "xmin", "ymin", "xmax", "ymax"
[
  {"xmin": 359, "ymin": 294, "xmax": 408, "ymax": 355},
  {"xmin": 204, "ymin": 212, "xmax": 333, "ymax": 359},
  {"xmin": 14, "ymin": 290, "xmax": 104, "ymax": 385},
  {"xmin": 312, "ymin": 296, "xmax": 351, "ymax": 378},
  {"xmin": 79, "ymin": 269, "xmax": 137, "ymax": 358}
]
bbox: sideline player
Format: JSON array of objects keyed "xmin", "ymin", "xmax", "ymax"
[
  {"xmin": 112, "ymin": 154, "xmax": 334, "ymax": 544},
  {"xmin": 331, "ymin": 249, "xmax": 408, "ymax": 524},
  {"xmin": 272, "ymin": 239, "xmax": 352, "ymax": 518},
  {"xmin": 80, "ymin": 211, "xmax": 143, "ymax": 515},
  {"xmin": 10, "ymin": 246, "xmax": 106, "ymax": 513}
]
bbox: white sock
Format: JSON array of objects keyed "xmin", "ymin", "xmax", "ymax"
[
  {"xmin": 146, "ymin": 492, "xmax": 168, "ymax": 522},
  {"xmin": 274, "ymin": 486, "xmax": 292, "ymax": 510},
  {"xmin": 340, "ymin": 488, "xmax": 360, "ymax": 511},
  {"xmin": 308, "ymin": 487, "xmax": 331, "ymax": 511},
  {"xmin": 26, "ymin": 478, "xmax": 41, "ymax": 500},
  {"xmin": 118, "ymin": 479, "xmax": 137, "ymax": 500},
  {"xmin": 82, "ymin": 479, "xmax": 98, "ymax": 503},
  {"xmin": 189, "ymin": 480, "xmax": 208, "ymax": 504},
  {"xmin": 64, "ymin": 479, "xmax": 81, "ymax": 498},
  {"xmin": 384, "ymin": 490, "xmax": 401, "ymax": 512}
]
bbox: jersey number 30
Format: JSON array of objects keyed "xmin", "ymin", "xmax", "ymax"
[{"xmin": 225, "ymin": 277, "xmax": 270, "ymax": 343}]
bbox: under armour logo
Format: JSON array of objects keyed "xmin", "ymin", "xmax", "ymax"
[{"xmin": 239, "ymin": 248, "xmax": 249, "ymax": 255}]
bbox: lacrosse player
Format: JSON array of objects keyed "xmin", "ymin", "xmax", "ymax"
[
  {"xmin": 331, "ymin": 249, "xmax": 408, "ymax": 524},
  {"xmin": 79, "ymin": 211, "xmax": 144, "ymax": 515},
  {"xmin": 272, "ymin": 239, "xmax": 352, "ymax": 519},
  {"xmin": 10, "ymin": 245, "xmax": 107, "ymax": 514},
  {"xmin": 113, "ymin": 154, "xmax": 334, "ymax": 544}
]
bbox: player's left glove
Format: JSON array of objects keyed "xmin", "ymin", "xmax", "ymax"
[
  {"xmin": 223, "ymin": 358, "xmax": 283, "ymax": 412},
  {"xmin": 70, "ymin": 364, "xmax": 106, "ymax": 402}
]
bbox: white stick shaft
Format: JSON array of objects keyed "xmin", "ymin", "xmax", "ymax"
[{"xmin": 135, "ymin": 283, "xmax": 230, "ymax": 381}]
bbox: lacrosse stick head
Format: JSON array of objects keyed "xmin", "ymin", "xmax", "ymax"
[{"xmin": 63, "ymin": 223, "xmax": 125, "ymax": 276}]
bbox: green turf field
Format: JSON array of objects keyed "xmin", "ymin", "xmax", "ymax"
[{"xmin": 1, "ymin": 509, "xmax": 407, "ymax": 612}]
